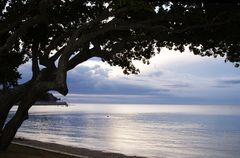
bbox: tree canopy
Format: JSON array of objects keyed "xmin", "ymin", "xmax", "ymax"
[
  {"xmin": 0, "ymin": 0, "xmax": 240, "ymax": 150},
  {"xmin": 1, "ymin": 1, "xmax": 240, "ymax": 78}
]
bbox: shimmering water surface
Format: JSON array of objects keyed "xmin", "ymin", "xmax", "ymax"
[{"xmin": 10, "ymin": 104, "xmax": 240, "ymax": 158}]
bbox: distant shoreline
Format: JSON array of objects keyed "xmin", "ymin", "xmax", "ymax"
[
  {"xmin": 15, "ymin": 101, "xmax": 68, "ymax": 106},
  {"xmin": 9, "ymin": 138, "xmax": 145, "ymax": 158},
  {"xmin": 34, "ymin": 101, "xmax": 68, "ymax": 106}
]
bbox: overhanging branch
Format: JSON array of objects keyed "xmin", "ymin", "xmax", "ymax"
[{"xmin": 67, "ymin": 51, "xmax": 94, "ymax": 70}]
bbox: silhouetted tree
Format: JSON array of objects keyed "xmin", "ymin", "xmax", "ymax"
[{"xmin": 0, "ymin": 0, "xmax": 239, "ymax": 150}]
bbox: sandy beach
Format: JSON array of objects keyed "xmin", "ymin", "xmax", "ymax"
[{"xmin": 0, "ymin": 138, "xmax": 146, "ymax": 158}]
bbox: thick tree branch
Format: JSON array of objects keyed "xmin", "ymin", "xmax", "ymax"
[
  {"xmin": 53, "ymin": 7, "xmax": 131, "ymax": 94},
  {"xmin": 72, "ymin": 6, "xmax": 130, "ymax": 38},
  {"xmin": 31, "ymin": 43, "xmax": 40, "ymax": 79},
  {"xmin": 75, "ymin": 17, "xmax": 235, "ymax": 49},
  {"xmin": 74, "ymin": 22, "xmax": 167, "ymax": 48},
  {"xmin": 67, "ymin": 51, "xmax": 94, "ymax": 70},
  {"xmin": 56, "ymin": 6, "xmax": 130, "ymax": 63}
]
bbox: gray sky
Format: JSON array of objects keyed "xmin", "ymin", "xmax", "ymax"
[{"xmin": 19, "ymin": 48, "xmax": 240, "ymax": 105}]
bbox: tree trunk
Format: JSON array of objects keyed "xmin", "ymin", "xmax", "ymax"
[
  {"xmin": 0, "ymin": 86, "xmax": 43, "ymax": 150},
  {"xmin": 0, "ymin": 68, "xmax": 65, "ymax": 150},
  {"xmin": 0, "ymin": 82, "xmax": 31, "ymax": 132},
  {"xmin": 0, "ymin": 103, "xmax": 14, "ymax": 135},
  {"xmin": 0, "ymin": 107, "xmax": 29, "ymax": 150},
  {"xmin": 0, "ymin": 92, "xmax": 20, "ymax": 132}
]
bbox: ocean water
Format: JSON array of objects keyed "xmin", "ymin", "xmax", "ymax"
[{"xmin": 10, "ymin": 104, "xmax": 240, "ymax": 158}]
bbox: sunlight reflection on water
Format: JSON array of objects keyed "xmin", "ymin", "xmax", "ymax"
[
  {"xmin": 11, "ymin": 104, "xmax": 240, "ymax": 115},
  {"xmin": 11, "ymin": 104, "xmax": 240, "ymax": 158}
]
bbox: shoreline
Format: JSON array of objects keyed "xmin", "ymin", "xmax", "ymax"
[
  {"xmin": 8, "ymin": 138, "xmax": 146, "ymax": 158},
  {"xmin": 14, "ymin": 101, "xmax": 68, "ymax": 106}
]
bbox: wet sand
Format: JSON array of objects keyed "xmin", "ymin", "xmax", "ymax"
[{"xmin": 1, "ymin": 138, "xmax": 146, "ymax": 158}]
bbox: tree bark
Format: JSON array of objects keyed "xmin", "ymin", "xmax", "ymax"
[
  {"xmin": 0, "ymin": 92, "xmax": 20, "ymax": 132},
  {"xmin": 0, "ymin": 86, "xmax": 44, "ymax": 150},
  {"xmin": 0, "ymin": 81, "xmax": 31, "ymax": 132}
]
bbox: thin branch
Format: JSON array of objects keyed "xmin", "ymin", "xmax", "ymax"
[
  {"xmin": 49, "ymin": 46, "xmax": 66, "ymax": 63},
  {"xmin": 44, "ymin": 32, "xmax": 70, "ymax": 56}
]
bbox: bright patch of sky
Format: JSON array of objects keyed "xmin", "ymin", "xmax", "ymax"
[
  {"xmin": 65, "ymin": 48, "xmax": 240, "ymax": 105},
  {"xmin": 19, "ymin": 48, "xmax": 240, "ymax": 105}
]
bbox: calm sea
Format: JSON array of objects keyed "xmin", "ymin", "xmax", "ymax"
[{"xmin": 10, "ymin": 104, "xmax": 240, "ymax": 158}]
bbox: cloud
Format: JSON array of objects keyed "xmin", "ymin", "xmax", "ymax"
[
  {"xmin": 212, "ymin": 79, "xmax": 240, "ymax": 89},
  {"xmin": 18, "ymin": 61, "xmax": 32, "ymax": 83},
  {"xmin": 64, "ymin": 56, "xmax": 240, "ymax": 105},
  {"xmin": 164, "ymin": 83, "xmax": 191, "ymax": 88},
  {"xmin": 63, "ymin": 51, "xmax": 240, "ymax": 105},
  {"xmin": 17, "ymin": 49, "xmax": 240, "ymax": 105},
  {"xmin": 67, "ymin": 65, "xmax": 169, "ymax": 95},
  {"xmin": 56, "ymin": 93, "xmax": 200, "ymax": 104},
  {"xmin": 218, "ymin": 79, "xmax": 240, "ymax": 85}
]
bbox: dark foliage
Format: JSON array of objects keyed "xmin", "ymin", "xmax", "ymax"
[{"xmin": 0, "ymin": 0, "xmax": 239, "ymax": 79}]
